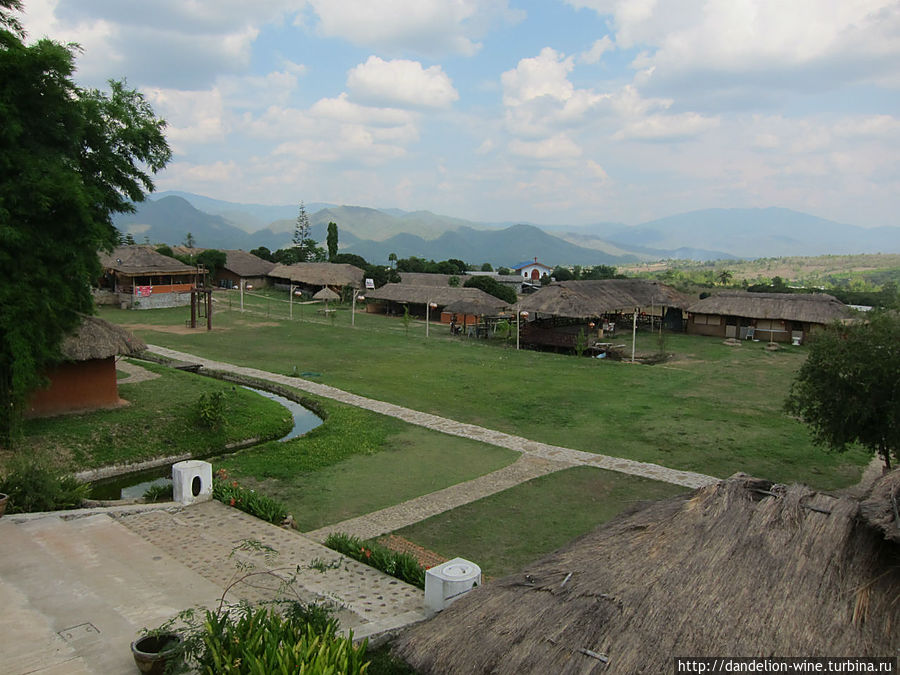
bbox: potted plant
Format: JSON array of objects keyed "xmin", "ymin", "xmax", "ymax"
[{"xmin": 130, "ymin": 631, "xmax": 182, "ymax": 675}]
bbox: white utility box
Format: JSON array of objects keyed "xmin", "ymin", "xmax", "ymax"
[
  {"xmin": 424, "ymin": 557, "xmax": 481, "ymax": 615},
  {"xmin": 172, "ymin": 460, "xmax": 212, "ymax": 505}
]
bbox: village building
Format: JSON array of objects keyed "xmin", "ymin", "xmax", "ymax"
[
  {"xmin": 268, "ymin": 262, "xmax": 364, "ymax": 297},
  {"xmin": 96, "ymin": 246, "xmax": 202, "ymax": 309},
  {"xmin": 513, "ymin": 257, "xmax": 554, "ymax": 283},
  {"xmin": 364, "ymin": 284, "xmax": 510, "ymax": 333},
  {"xmin": 686, "ymin": 291, "xmax": 851, "ymax": 344},
  {"xmin": 393, "ymin": 472, "xmax": 900, "ymax": 673},
  {"xmin": 212, "ymin": 250, "xmax": 275, "ymax": 289},
  {"xmin": 516, "ymin": 279, "xmax": 690, "ymax": 351},
  {"xmin": 27, "ymin": 315, "xmax": 146, "ymax": 418},
  {"xmin": 400, "ymin": 272, "xmax": 523, "ymax": 295}
]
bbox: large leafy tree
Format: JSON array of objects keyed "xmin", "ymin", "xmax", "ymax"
[
  {"xmin": 785, "ymin": 313, "xmax": 900, "ymax": 470},
  {"xmin": 0, "ymin": 0, "xmax": 171, "ymax": 447},
  {"xmin": 463, "ymin": 275, "xmax": 517, "ymax": 304}
]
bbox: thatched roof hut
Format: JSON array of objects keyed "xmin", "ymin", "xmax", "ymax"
[
  {"xmin": 268, "ymin": 262, "xmax": 364, "ymax": 288},
  {"xmin": 220, "ymin": 250, "xmax": 275, "ymax": 278},
  {"xmin": 60, "ymin": 315, "xmax": 146, "ymax": 361},
  {"xmin": 393, "ymin": 474, "xmax": 900, "ymax": 673},
  {"xmin": 442, "ymin": 296, "xmax": 510, "ymax": 317},
  {"xmin": 365, "ymin": 285, "xmax": 505, "ymax": 308},
  {"xmin": 686, "ymin": 291, "xmax": 851, "ymax": 324},
  {"xmin": 312, "ymin": 287, "xmax": 340, "ymax": 301},
  {"xmin": 518, "ymin": 279, "xmax": 690, "ymax": 320},
  {"xmin": 98, "ymin": 246, "xmax": 198, "ymax": 275},
  {"xmin": 399, "ymin": 273, "xmax": 473, "ymax": 287}
]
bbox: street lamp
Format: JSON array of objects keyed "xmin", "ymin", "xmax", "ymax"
[
  {"xmin": 426, "ymin": 301, "xmax": 438, "ymax": 337},
  {"xmin": 516, "ymin": 310, "xmax": 529, "ymax": 350},
  {"xmin": 352, "ymin": 293, "xmax": 365, "ymax": 327}
]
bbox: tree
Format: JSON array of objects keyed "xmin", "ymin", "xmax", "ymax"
[
  {"xmin": 480, "ymin": 263, "xmax": 493, "ymax": 272},
  {"xmin": 291, "ymin": 201, "xmax": 322, "ymax": 262},
  {"xmin": 183, "ymin": 232, "xmax": 196, "ymax": 249},
  {"xmin": 463, "ymin": 276, "xmax": 517, "ymax": 304},
  {"xmin": 552, "ymin": 266, "xmax": 574, "ymax": 281},
  {"xmin": 785, "ymin": 313, "xmax": 900, "ymax": 470},
  {"xmin": 196, "ymin": 249, "xmax": 227, "ymax": 282},
  {"xmin": 249, "ymin": 246, "xmax": 273, "ymax": 262},
  {"xmin": 717, "ymin": 269, "xmax": 734, "ymax": 286},
  {"xmin": 0, "ymin": 0, "xmax": 171, "ymax": 447},
  {"xmin": 326, "ymin": 222, "xmax": 339, "ymax": 260},
  {"xmin": 388, "ymin": 252, "xmax": 397, "ymax": 268}
]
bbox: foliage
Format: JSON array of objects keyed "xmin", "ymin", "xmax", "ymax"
[
  {"xmin": 197, "ymin": 249, "xmax": 227, "ymax": 280},
  {"xmin": 195, "ymin": 390, "xmax": 227, "ymax": 429},
  {"xmin": 156, "ymin": 244, "xmax": 175, "ymax": 258},
  {"xmin": 401, "ymin": 305, "xmax": 411, "ymax": 334},
  {"xmin": 395, "ymin": 256, "xmax": 467, "ymax": 275},
  {"xmin": 574, "ymin": 328, "xmax": 588, "ymax": 357},
  {"xmin": 289, "ymin": 201, "xmax": 326, "ymax": 263},
  {"xmin": 324, "ymin": 532, "xmax": 426, "ymax": 589},
  {"xmin": 331, "ymin": 253, "xmax": 369, "ymax": 269},
  {"xmin": 142, "ymin": 482, "xmax": 173, "ymax": 502},
  {"xmin": 480, "ymin": 262, "xmax": 493, "ymax": 272},
  {"xmin": 0, "ymin": 9, "xmax": 171, "ymax": 447},
  {"xmin": 249, "ymin": 246, "xmax": 273, "ymax": 262},
  {"xmin": 183, "ymin": 232, "xmax": 196, "ymax": 248},
  {"xmin": 448, "ymin": 275, "xmax": 460, "ymax": 287},
  {"xmin": 0, "ymin": 453, "xmax": 89, "ymax": 513},
  {"xmin": 497, "ymin": 266, "xmax": 512, "ymax": 275},
  {"xmin": 331, "ymin": 253, "xmax": 398, "ymax": 288},
  {"xmin": 212, "ymin": 472, "xmax": 288, "ymax": 524},
  {"xmin": 552, "ymin": 266, "xmax": 574, "ymax": 281},
  {"xmin": 326, "ymin": 221, "xmax": 339, "ymax": 260},
  {"xmin": 785, "ymin": 313, "xmax": 900, "ymax": 469},
  {"xmin": 463, "ymin": 275, "xmax": 517, "ymax": 304}
]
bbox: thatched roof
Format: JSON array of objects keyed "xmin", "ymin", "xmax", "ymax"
[
  {"xmin": 443, "ymin": 296, "xmax": 510, "ymax": 316},
  {"xmin": 687, "ymin": 291, "xmax": 851, "ymax": 324},
  {"xmin": 268, "ymin": 262, "xmax": 364, "ymax": 287},
  {"xmin": 365, "ymin": 284, "xmax": 506, "ymax": 308},
  {"xmin": 221, "ymin": 250, "xmax": 276, "ymax": 277},
  {"xmin": 393, "ymin": 474, "xmax": 900, "ymax": 673},
  {"xmin": 60, "ymin": 315, "xmax": 146, "ymax": 361},
  {"xmin": 399, "ymin": 273, "xmax": 472, "ymax": 287},
  {"xmin": 517, "ymin": 279, "xmax": 690, "ymax": 319},
  {"xmin": 99, "ymin": 246, "xmax": 198, "ymax": 275},
  {"xmin": 860, "ymin": 470, "xmax": 900, "ymax": 544},
  {"xmin": 312, "ymin": 287, "xmax": 340, "ymax": 301}
]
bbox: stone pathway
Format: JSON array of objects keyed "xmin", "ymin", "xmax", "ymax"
[
  {"xmin": 147, "ymin": 345, "xmax": 718, "ymax": 495},
  {"xmin": 306, "ymin": 454, "xmax": 573, "ymax": 542},
  {"xmin": 115, "ymin": 358, "xmax": 160, "ymax": 384}
]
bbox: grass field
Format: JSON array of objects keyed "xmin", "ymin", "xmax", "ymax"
[
  {"xmin": 396, "ymin": 466, "xmax": 687, "ymax": 577},
  {"xmin": 101, "ymin": 299, "xmax": 871, "ymax": 489},
  {"xmin": 12, "ymin": 360, "xmax": 292, "ymax": 472}
]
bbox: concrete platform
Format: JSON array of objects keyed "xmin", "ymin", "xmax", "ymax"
[{"xmin": 0, "ymin": 501, "xmax": 425, "ymax": 674}]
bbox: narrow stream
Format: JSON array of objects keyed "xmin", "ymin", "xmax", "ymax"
[{"xmin": 89, "ymin": 386, "xmax": 322, "ymax": 500}]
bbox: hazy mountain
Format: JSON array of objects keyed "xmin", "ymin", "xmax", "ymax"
[
  {"xmin": 114, "ymin": 196, "xmax": 255, "ymax": 249},
  {"xmin": 606, "ymin": 208, "xmax": 900, "ymax": 258}
]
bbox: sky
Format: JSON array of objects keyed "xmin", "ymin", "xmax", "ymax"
[{"xmin": 18, "ymin": 0, "xmax": 900, "ymax": 229}]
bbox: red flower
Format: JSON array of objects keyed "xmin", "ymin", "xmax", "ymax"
[
  {"xmin": 232, "ymin": 481, "xmax": 238, "ymax": 487},
  {"xmin": 364, "ymin": 548, "xmax": 372, "ymax": 559},
  {"xmin": 229, "ymin": 498, "xmax": 236, "ymax": 506}
]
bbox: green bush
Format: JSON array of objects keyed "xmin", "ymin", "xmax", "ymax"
[
  {"xmin": 195, "ymin": 390, "xmax": 226, "ymax": 429},
  {"xmin": 212, "ymin": 475, "xmax": 287, "ymax": 524},
  {"xmin": 324, "ymin": 532, "xmax": 426, "ymax": 589},
  {"xmin": 142, "ymin": 482, "xmax": 173, "ymax": 503},
  {"xmin": 0, "ymin": 455, "xmax": 89, "ymax": 513}
]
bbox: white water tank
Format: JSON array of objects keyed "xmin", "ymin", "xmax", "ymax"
[
  {"xmin": 424, "ymin": 557, "xmax": 482, "ymax": 615},
  {"xmin": 172, "ymin": 460, "xmax": 212, "ymax": 505}
]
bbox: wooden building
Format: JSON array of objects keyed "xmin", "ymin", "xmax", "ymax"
[
  {"xmin": 97, "ymin": 246, "xmax": 201, "ymax": 309},
  {"xmin": 268, "ymin": 262, "xmax": 364, "ymax": 297},
  {"xmin": 686, "ymin": 291, "xmax": 851, "ymax": 343},
  {"xmin": 27, "ymin": 316, "xmax": 147, "ymax": 418},
  {"xmin": 213, "ymin": 250, "xmax": 275, "ymax": 289},
  {"xmin": 364, "ymin": 284, "xmax": 509, "ymax": 330}
]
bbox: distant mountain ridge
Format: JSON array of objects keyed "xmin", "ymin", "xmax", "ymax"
[{"xmin": 121, "ymin": 192, "xmax": 900, "ymax": 264}]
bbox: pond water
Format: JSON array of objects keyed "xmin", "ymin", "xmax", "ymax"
[{"xmin": 89, "ymin": 386, "xmax": 322, "ymax": 500}]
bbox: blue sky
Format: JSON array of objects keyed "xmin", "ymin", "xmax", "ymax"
[{"xmin": 20, "ymin": 0, "xmax": 900, "ymax": 229}]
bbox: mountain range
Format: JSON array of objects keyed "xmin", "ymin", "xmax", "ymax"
[{"xmin": 110, "ymin": 192, "xmax": 900, "ymax": 266}]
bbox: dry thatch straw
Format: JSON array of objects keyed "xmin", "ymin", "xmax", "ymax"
[
  {"xmin": 268, "ymin": 262, "xmax": 364, "ymax": 287},
  {"xmin": 517, "ymin": 279, "xmax": 691, "ymax": 320},
  {"xmin": 686, "ymin": 291, "xmax": 851, "ymax": 324},
  {"xmin": 98, "ymin": 245, "xmax": 198, "ymax": 274},
  {"xmin": 312, "ymin": 286, "xmax": 340, "ymax": 301},
  {"xmin": 393, "ymin": 473, "xmax": 900, "ymax": 674},
  {"xmin": 366, "ymin": 285, "xmax": 505, "ymax": 308},
  {"xmin": 60, "ymin": 315, "xmax": 147, "ymax": 361}
]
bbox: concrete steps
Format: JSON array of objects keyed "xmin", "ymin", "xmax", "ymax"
[{"xmin": 0, "ymin": 513, "xmax": 223, "ymax": 674}]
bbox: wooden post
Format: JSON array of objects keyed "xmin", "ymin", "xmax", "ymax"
[{"xmin": 206, "ymin": 289, "xmax": 212, "ymax": 331}]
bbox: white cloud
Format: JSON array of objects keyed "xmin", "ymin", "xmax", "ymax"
[
  {"xmin": 501, "ymin": 47, "xmax": 574, "ymax": 106},
  {"xmin": 508, "ymin": 134, "xmax": 583, "ymax": 160},
  {"xmin": 346, "ymin": 56, "xmax": 459, "ymax": 109},
  {"xmin": 580, "ymin": 36, "xmax": 615, "ymax": 64},
  {"xmin": 307, "ymin": 0, "xmax": 522, "ymax": 57},
  {"xmin": 614, "ymin": 112, "xmax": 719, "ymax": 141}
]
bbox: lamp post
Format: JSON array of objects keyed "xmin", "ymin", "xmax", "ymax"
[
  {"xmin": 516, "ymin": 310, "xmax": 529, "ymax": 350},
  {"xmin": 426, "ymin": 301, "xmax": 437, "ymax": 337},
  {"xmin": 631, "ymin": 307, "xmax": 638, "ymax": 363},
  {"xmin": 352, "ymin": 293, "xmax": 365, "ymax": 327}
]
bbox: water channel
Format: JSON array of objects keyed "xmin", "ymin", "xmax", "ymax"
[{"xmin": 89, "ymin": 386, "xmax": 322, "ymax": 500}]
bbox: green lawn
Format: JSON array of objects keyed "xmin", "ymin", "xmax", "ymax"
[
  {"xmin": 14, "ymin": 360, "xmax": 292, "ymax": 472},
  {"xmin": 396, "ymin": 466, "xmax": 687, "ymax": 577},
  {"xmin": 102, "ymin": 303, "xmax": 871, "ymax": 489},
  {"xmin": 218, "ymin": 413, "xmax": 519, "ymax": 531}
]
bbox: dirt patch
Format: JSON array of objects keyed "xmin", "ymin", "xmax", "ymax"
[
  {"xmin": 376, "ymin": 534, "xmax": 448, "ymax": 569},
  {"xmin": 233, "ymin": 320, "xmax": 280, "ymax": 328},
  {"xmin": 119, "ymin": 323, "xmax": 230, "ymax": 335}
]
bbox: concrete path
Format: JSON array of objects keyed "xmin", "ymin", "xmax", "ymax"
[
  {"xmin": 147, "ymin": 345, "xmax": 718, "ymax": 492},
  {"xmin": 114, "ymin": 358, "xmax": 160, "ymax": 384}
]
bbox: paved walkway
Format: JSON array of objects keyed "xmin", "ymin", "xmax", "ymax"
[
  {"xmin": 115, "ymin": 358, "xmax": 160, "ymax": 384},
  {"xmin": 148, "ymin": 345, "xmax": 719, "ymax": 495}
]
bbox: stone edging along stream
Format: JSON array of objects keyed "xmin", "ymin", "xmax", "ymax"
[{"xmin": 75, "ymin": 355, "xmax": 327, "ymax": 485}]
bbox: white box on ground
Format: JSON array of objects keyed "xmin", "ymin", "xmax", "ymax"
[
  {"xmin": 424, "ymin": 557, "xmax": 481, "ymax": 615},
  {"xmin": 172, "ymin": 460, "xmax": 213, "ymax": 505}
]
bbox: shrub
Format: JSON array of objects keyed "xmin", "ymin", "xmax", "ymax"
[
  {"xmin": 212, "ymin": 474, "xmax": 287, "ymax": 524},
  {"xmin": 0, "ymin": 455, "xmax": 89, "ymax": 513},
  {"xmin": 142, "ymin": 482, "xmax": 173, "ymax": 503},
  {"xmin": 324, "ymin": 532, "xmax": 426, "ymax": 589},
  {"xmin": 195, "ymin": 390, "xmax": 226, "ymax": 429}
]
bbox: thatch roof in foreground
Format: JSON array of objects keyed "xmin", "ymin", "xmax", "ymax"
[
  {"xmin": 268, "ymin": 262, "xmax": 364, "ymax": 287},
  {"xmin": 365, "ymin": 284, "xmax": 506, "ymax": 308},
  {"xmin": 517, "ymin": 279, "xmax": 691, "ymax": 319},
  {"xmin": 60, "ymin": 315, "xmax": 146, "ymax": 361},
  {"xmin": 312, "ymin": 287, "xmax": 340, "ymax": 301},
  {"xmin": 99, "ymin": 246, "xmax": 198, "ymax": 275},
  {"xmin": 393, "ymin": 474, "xmax": 900, "ymax": 674},
  {"xmin": 686, "ymin": 291, "xmax": 851, "ymax": 324}
]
